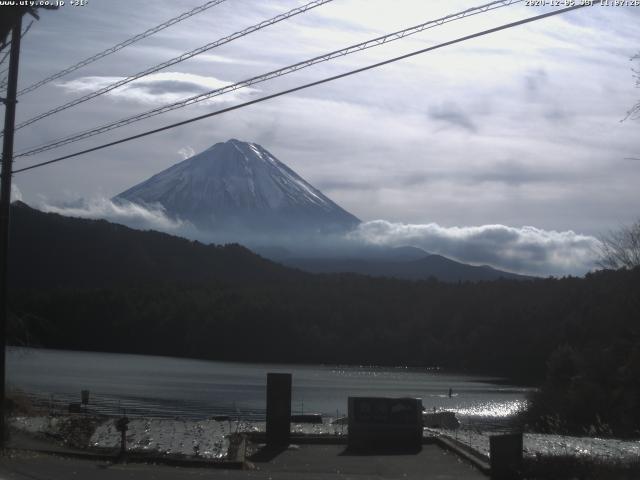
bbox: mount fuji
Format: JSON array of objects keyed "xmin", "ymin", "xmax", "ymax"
[
  {"xmin": 114, "ymin": 139, "xmax": 360, "ymax": 235},
  {"xmin": 111, "ymin": 138, "xmax": 528, "ymax": 281}
]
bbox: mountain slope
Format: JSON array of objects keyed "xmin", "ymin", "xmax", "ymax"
[
  {"xmin": 8, "ymin": 201, "xmax": 302, "ymax": 289},
  {"xmin": 114, "ymin": 139, "xmax": 360, "ymax": 233},
  {"xmin": 280, "ymin": 254, "xmax": 531, "ymax": 282}
]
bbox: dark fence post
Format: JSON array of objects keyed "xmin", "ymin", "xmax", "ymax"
[
  {"xmin": 266, "ymin": 373, "xmax": 291, "ymax": 446},
  {"xmin": 116, "ymin": 416, "xmax": 129, "ymax": 461},
  {"xmin": 81, "ymin": 390, "xmax": 89, "ymax": 405}
]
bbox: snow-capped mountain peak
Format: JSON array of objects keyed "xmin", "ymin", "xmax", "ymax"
[{"xmin": 113, "ymin": 139, "xmax": 360, "ymax": 234}]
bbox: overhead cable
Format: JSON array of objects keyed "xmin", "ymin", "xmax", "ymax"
[
  {"xmin": 17, "ymin": 0, "xmax": 229, "ymax": 96},
  {"xmin": 13, "ymin": 3, "xmax": 591, "ymax": 174},
  {"xmin": 11, "ymin": 0, "xmax": 334, "ymax": 132},
  {"xmin": 16, "ymin": 0, "xmax": 523, "ymax": 157}
]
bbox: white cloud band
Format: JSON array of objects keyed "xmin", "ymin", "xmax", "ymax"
[
  {"xmin": 349, "ymin": 220, "xmax": 599, "ymax": 276},
  {"xmin": 34, "ymin": 195, "xmax": 600, "ymax": 277},
  {"xmin": 40, "ymin": 197, "xmax": 186, "ymax": 232},
  {"xmin": 55, "ymin": 72, "xmax": 257, "ymax": 106}
]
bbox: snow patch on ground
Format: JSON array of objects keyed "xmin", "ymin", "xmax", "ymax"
[
  {"xmin": 14, "ymin": 415, "xmax": 639, "ymax": 463},
  {"xmin": 90, "ymin": 418, "xmax": 232, "ymax": 459},
  {"xmin": 434, "ymin": 429, "xmax": 640, "ymax": 461},
  {"xmin": 11, "ymin": 416, "xmax": 60, "ymax": 436},
  {"xmin": 11, "ymin": 416, "xmax": 346, "ymax": 460}
]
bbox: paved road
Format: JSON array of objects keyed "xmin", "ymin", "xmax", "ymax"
[{"xmin": 0, "ymin": 445, "xmax": 487, "ymax": 479}]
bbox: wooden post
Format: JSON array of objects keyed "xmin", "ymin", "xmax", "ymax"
[{"xmin": 116, "ymin": 416, "xmax": 129, "ymax": 460}]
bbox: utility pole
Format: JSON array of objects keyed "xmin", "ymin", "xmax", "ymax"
[{"xmin": 0, "ymin": 13, "xmax": 23, "ymax": 450}]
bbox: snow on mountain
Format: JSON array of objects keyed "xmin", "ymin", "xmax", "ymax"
[{"xmin": 113, "ymin": 139, "xmax": 360, "ymax": 233}]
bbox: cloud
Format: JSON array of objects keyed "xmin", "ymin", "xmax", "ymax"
[
  {"xmin": 11, "ymin": 184, "xmax": 23, "ymax": 203},
  {"xmin": 524, "ymin": 68, "xmax": 548, "ymax": 96},
  {"xmin": 428, "ymin": 102, "xmax": 477, "ymax": 132},
  {"xmin": 348, "ymin": 220, "xmax": 599, "ymax": 277},
  {"xmin": 39, "ymin": 197, "xmax": 190, "ymax": 233},
  {"xmin": 33, "ymin": 196, "xmax": 313, "ymax": 246},
  {"xmin": 178, "ymin": 146, "xmax": 195, "ymax": 160},
  {"xmin": 30, "ymin": 192, "xmax": 600, "ymax": 277},
  {"xmin": 197, "ymin": 53, "xmax": 266, "ymax": 66},
  {"xmin": 55, "ymin": 72, "xmax": 258, "ymax": 106},
  {"xmin": 37, "ymin": 196, "xmax": 599, "ymax": 277}
]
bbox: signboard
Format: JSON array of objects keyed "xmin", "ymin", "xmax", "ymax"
[{"xmin": 348, "ymin": 397, "xmax": 423, "ymax": 450}]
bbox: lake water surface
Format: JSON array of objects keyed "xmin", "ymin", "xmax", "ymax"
[{"xmin": 7, "ymin": 347, "xmax": 530, "ymax": 427}]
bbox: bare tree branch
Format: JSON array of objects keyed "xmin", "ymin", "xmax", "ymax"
[
  {"xmin": 597, "ymin": 220, "xmax": 640, "ymax": 270},
  {"xmin": 624, "ymin": 52, "xmax": 640, "ymax": 121}
]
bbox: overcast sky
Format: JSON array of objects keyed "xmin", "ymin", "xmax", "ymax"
[{"xmin": 5, "ymin": 0, "xmax": 640, "ymax": 276}]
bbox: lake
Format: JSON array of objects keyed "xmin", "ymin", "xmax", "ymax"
[{"xmin": 7, "ymin": 347, "xmax": 530, "ymax": 427}]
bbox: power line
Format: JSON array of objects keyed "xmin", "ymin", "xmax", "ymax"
[
  {"xmin": 16, "ymin": 0, "xmax": 229, "ymax": 97},
  {"xmin": 11, "ymin": 0, "xmax": 334, "ymax": 133},
  {"xmin": 13, "ymin": 3, "xmax": 591, "ymax": 175},
  {"xmin": 16, "ymin": 0, "xmax": 524, "ymax": 158},
  {"xmin": 0, "ymin": 51, "xmax": 10, "ymax": 71}
]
